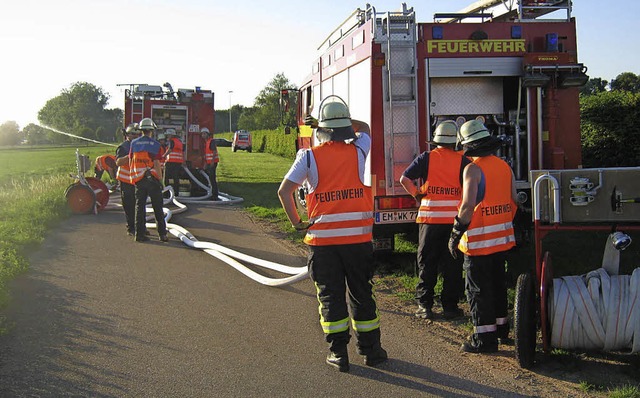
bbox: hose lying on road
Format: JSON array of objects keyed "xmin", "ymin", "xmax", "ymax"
[{"xmin": 140, "ymin": 187, "xmax": 309, "ymax": 287}]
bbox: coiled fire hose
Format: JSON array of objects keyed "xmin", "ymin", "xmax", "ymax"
[
  {"xmin": 548, "ymin": 235, "xmax": 640, "ymax": 352},
  {"xmin": 140, "ymin": 187, "xmax": 309, "ymax": 287}
]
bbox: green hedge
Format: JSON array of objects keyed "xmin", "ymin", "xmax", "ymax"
[
  {"xmin": 218, "ymin": 129, "xmax": 298, "ymax": 159},
  {"xmin": 580, "ymin": 91, "xmax": 640, "ymax": 167}
]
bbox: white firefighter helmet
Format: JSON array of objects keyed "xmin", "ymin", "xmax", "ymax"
[
  {"xmin": 429, "ymin": 120, "xmax": 458, "ymax": 145},
  {"xmin": 139, "ymin": 118, "xmax": 157, "ymax": 131},
  {"xmin": 157, "ymin": 133, "xmax": 166, "ymax": 140},
  {"xmin": 459, "ymin": 119, "xmax": 490, "ymax": 145},
  {"xmin": 165, "ymin": 128, "xmax": 176, "ymax": 136},
  {"xmin": 201, "ymin": 127, "xmax": 210, "ymax": 135},
  {"xmin": 317, "ymin": 95, "xmax": 351, "ymax": 129},
  {"xmin": 125, "ymin": 124, "xmax": 137, "ymax": 134}
]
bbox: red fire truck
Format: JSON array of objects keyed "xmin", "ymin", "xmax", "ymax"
[
  {"xmin": 120, "ymin": 83, "xmax": 215, "ymax": 196},
  {"xmin": 284, "ymin": 0, "xmax": 587, "ymax": 250}
]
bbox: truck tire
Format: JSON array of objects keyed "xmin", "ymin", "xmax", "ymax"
[{"xmin": 514, "ymin": 272, "xmax": 537, "ymax": 369}]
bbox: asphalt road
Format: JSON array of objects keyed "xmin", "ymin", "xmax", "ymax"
[{"xmin": 0, "ymin": 200, "xmax": 583, "ymax": 397}]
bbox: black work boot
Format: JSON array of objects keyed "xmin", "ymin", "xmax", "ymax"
[
  {"xmin": 415, "ymin": 303, "xmax": 434, "ymax": 319},
  {"xmin": 326, "ymin": 350, "xmax": 349, "ymax": 372},
  {"xmin": 461, "ymin": 333, "xmax": 498, "ymax": 354},
  {"xmin": 364, "ymin": 346, "xmax": 388, "ymax": 367},
  {"xmin": 442, "ymin": 306, "xmax": 464, "ymax": 320}
]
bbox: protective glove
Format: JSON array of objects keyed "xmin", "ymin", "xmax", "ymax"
[
  {"xmin": 304, "ymin": 115, "xmax": 318, "ymax": 128},
  {"xmin": 413, "ymin": 193, "xmax": 425, "ymax": 203},
  {"xmin": 448, "ymin": 216, "xmax": 469, "ymax": 259},
  {"xmin": 293, "ymin": 220, "xmax": 312, "ymax": 231}
]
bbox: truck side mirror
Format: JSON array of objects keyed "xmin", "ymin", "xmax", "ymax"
[{"xmin": 280, "ymin": 89, "xmax": 290, "ymax": 112}]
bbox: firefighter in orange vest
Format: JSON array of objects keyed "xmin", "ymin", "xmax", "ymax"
[
  {"xmin": 400, "ymin": 120, "xmax": 470, "ymax": 320},
  {"xmin": 129, "ymin": 118, "xmax": 168, "ymax": 243},
  {"xmin": 163, "ymin": 128, "xmax": 184, "ymax": 197},
  {"xmin": 115, "ymin": 124, "xmax": 140, "ymax": 236},
  {"xmin": 94, "ymin": 154, "xmax": 117, "ymax": 181},
  {"xmin": 448, "ymin": 119, "xmax": 517, "ymax": 353},
  {"xmin": 277, "ymin": 96, "xmax": 387, "ymax": 372},
  {"xmin": 201, "ymin": 128, "xmax": 220, "ymax": 201}
]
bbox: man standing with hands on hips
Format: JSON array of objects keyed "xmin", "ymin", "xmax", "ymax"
[
  {"xmin": 278, "ymin": 96, "xmax": 387, "ymax": 372},
  {"xmin": 448, "ymin": 119, "xmax": 517, "ymax": 353}
]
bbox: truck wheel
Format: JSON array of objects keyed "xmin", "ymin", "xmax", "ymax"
[
  {"xmin": 514, "ymin": 272, "xmax": 537, "ymax": 369},
  {"xmin": 294, "ymin": 187, "xmax": 307, "ymax": 215},
  {"xmin": 65, "ymin": 183, "xmax": 96, "ymax": 214}
]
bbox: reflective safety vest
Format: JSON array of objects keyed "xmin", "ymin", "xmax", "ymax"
[
  {"xmin": 166, "ymin": 137, "xmax": 184, "ymax": 163},
  {"xmin": 459, "ymin": 156, "xmax": 516, "ymax": 256},
  {"xmin": 129, "ymin": 136, "xmax": 162, "ymax": 184},
  {"xmin": 204, "ymin": 138, "xmax": 219, "ymax": 164},
  {"xmin": 95, "ymin": 155, "xmax": 116, "ymax": 171},
  {"xmin": 116, "ymin": 141, "xmax": 132, "ymax": 184},
  {"xmin": 416, "ymin": 147, "xmax": 464, "ymax": 224},
  {"xmin": 304, "ymin": 142, "xmax": 373, "ymax": 246},
  {"xmin": 159, "ymin": 143, "xmax": 167, "ymax": 166}
]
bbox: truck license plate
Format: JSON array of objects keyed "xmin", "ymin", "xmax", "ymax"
[{"xmin": 375, "ymin": 210, "xmax": 417, "ymax": 224}]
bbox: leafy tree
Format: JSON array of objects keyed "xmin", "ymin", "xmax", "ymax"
[
  {"xmin": 609, "ymin": 72, "xmax": 640, "ymax": 93},
  {"xmin": 23, "ymin": 123, "xmax": 49, "ymax": 145},
  {"xmin": 38, "ymin": 82, "xmax": 122, "ymax": 143},
  {"xmin": 580, "ymin": 90, "xmax": 640, "ymax": 167},
  {"xmin": 580, "ymin": 77, "xmax": 608, "ymax": 96},
  {"xmin": 0, "ymin": 121, "xmax": 22, "ymax": 146},
  {"xmin": 250, "ymin": 73, "xmax": 297, "ymax": 130},
  {"xmin": 237, "ymin": 106, "xmax": 258, "ymax": 131}
]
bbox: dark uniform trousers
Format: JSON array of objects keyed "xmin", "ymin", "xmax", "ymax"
[
  {"xmin": 308, "ymin": 242, "xmax": 381, "ymax": 355},
  {"xmin": 464, "ymin": 251, "xmax": 509, "ymax": 344},
  {"xmin": 164, "ymin": 162, "xmax": 182, "ymax": 196},
  {"xmin": 121, "ymin": 181, "xmax": 136, "ymax": 233},
  {"xmin": 416, "ymin": 223, "xmax": 464, "ymax": 310},
  {"xmin": 204, "ymin": 163, "xmax": 219, "ymax": 200},
  {"xmin": 135, "ymin": 174, "xmax": 167, "ymax": 239}
]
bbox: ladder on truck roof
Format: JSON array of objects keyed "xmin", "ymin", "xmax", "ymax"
[
  {"xmin": 435, "ymin": 0, "xmax": 572, "ymax": 23},
  {"xmin": 373, "ymin": 4, "xmax": 420, "ymax": 196}
]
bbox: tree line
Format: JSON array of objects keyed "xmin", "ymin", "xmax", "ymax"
[{"xmin": 0, "ymin": 73, "xmax": 296, "ymax": 146}]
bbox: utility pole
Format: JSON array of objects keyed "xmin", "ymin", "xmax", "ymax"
[{"xmin": 228, "ymin": 90, "xmax": 233, "ymax": 133}]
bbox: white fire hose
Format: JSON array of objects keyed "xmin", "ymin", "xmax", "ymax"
[
  {"xmin": 139, "ymin": 187, "xmax": 309, "ymax": 287},
  {"xmin": 548, "ymin": 234, "xmax": 640, "ymax": 353}
]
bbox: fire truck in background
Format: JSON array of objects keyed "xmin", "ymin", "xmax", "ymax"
[
  {"xmin": 119, "ymin": 83, "xmax": 215, "ymax": 196},
  {"xmin": 283, "ymin": 0, "xmax": 587, "ymax": 251}
]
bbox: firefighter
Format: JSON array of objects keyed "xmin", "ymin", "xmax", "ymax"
[
  {"xmin": 129, "ymin": 118, "xmax": 169, "ymax": 243},
  {"xmin": 94, "ymin": 154, "xmax": 117, "ymax": 181},
  {"xmin": 201, "ymin": 128, "xmax": 220, "ymax": 201},
  {"xmin": 163, "ymin": 128, "xmax": 184, "ymax": 197},
  {"xmin": 277, "ymin": 96, "xmax": 387, "ymax": 372},
  {"xmin": 448, "ymin": 119, "xmax": 517, "ymax": 353},
  {"xmin": 399, "ymin": 120, "xmax": 469, "ymax": 320},
  {"xmin": 115, "ymin": 124, "xmax": 141, "ymax": 236}
]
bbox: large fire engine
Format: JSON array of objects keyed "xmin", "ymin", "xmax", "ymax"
[
  {"xmin": 284, "ymin": 0, "xmax": 587, "ymax": 250},
  {"xmin": 120, "ymin": 83, "xmax": 215, "ymax": 196}
]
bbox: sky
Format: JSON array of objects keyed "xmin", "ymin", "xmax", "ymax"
[{"xmin": 1, "ymin": 0, "xmax": 638, "ymax": 129}]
